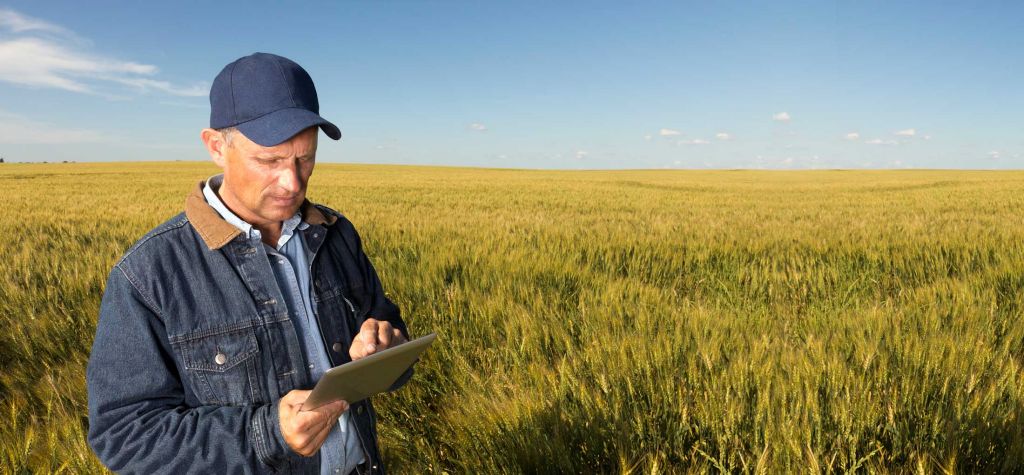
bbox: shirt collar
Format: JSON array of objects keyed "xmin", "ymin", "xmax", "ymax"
[{"xmin": 202, "ymin": 174, "xmax": 308, "ymax": 249}]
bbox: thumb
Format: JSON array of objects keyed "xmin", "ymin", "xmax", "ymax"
[{"xmin": 282, "ymin": 389, "xmax": 311, "ymax": 407}]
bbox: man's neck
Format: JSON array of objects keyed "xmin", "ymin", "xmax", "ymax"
[{"xmin": 215, "ymin": 186, "xmax": 283, "ymax": 247}]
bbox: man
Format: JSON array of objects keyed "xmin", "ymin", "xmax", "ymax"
[{"xmin": 87, "ymin": 52, "xmax": 413, "ymax": 474}]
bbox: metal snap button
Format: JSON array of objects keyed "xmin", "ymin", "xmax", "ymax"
[
  {"xmin": 214, "ymin": 353, "xmax": 227, "ymax": 365},
  {"xmin": 332, "ymin": 342, "xmax": 343, "ymax": 353}
]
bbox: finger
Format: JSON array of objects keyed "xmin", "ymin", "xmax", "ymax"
[
  {"xmin": 360, "ymin": 318, "xmax": 379, "ymax": 334},
  {"xmin": 349, "ymin": 340, "xmax": 374, "ymax": 360},
  {"xmin": 295, "ymin": 411, "xmax": 338, "ymax": 456},
  {"xmin": 282, "ymin": 389, "xmax": 311, "ymax": 408},
  {"xmin": 359, "ymin": 327, "xmax": 379, "ymax": 352},
  {"xmin": 377, "ymin": 321, "xmax": 393, "ymax": 348},
  {"xmin": 311, "ymin": 410, "xmax": 346, "ymax": 454},
  {"xmin": 391, "ymin": 328, "xmax": 406, "ymax": 344},
  {"xmin": 359, "ymin": 325, "xmax": 379, "ymax": 345},
  {"xmin": 296, "ymin": 400, "xmax": 344, "ymax": 437}
]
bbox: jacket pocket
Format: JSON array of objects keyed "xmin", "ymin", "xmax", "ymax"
[{"xmin": 173, "ymin": 326, "xmax": 264, "ymax": 405}]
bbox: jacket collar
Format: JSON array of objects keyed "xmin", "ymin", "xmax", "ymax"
[{"xmin": 184, "ymin": 180, "xmax": 337, "ymax": 250}]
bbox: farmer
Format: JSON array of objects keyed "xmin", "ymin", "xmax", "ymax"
[{"xmin": 86, "ymin": 52, "xmax": 413, "ymax": 474}]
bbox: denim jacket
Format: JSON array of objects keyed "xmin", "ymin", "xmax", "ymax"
[{"xmin": 86, "ymin": 181, "xmax": 412, "ymax": 474}]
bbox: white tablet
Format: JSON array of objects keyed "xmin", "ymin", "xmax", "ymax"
[{"xmin": 301, "ymin": 333, "xmax": 436, "ymax": 411}]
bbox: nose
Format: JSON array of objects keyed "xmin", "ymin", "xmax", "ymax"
[{"xmin": 276, "ymin": 160, "xmax": 302, "ymax": 194}]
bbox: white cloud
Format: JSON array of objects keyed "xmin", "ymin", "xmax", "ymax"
[
  {"xmin": 643, "ymin": 134, "xmax": 652, "ymax": 141},
  {"xmin": 0, "ymin": 9, "xmax": 204, "ymax": 97},
  {"xmin": 866, "ymin": 138, "xmax": 897, "ymax": 145},
  {"xmin": 781, "ymin": 157, "xmax": 794, "ymax": 165},
  {"xmin": 575, "ymin": 150, "xmax": 588, "ymax": 159},
  {"xmin": 659, "ymin": 128, "xmax": 682, "ymax": 137},
  {"xmin": 772, "ymin": 112, "xmax": 791, "ymax": 122},
  {"xmin": 923, "ymin": 135, "xmax": 932, "ymax": 140},
  {"xmin": 0, "ymin": 109, "xmax": 105, "ymax": 144},
  {"xmin": 845, "ymin": 132, "xmax": 860, "ymax": 141},
  {"xmin": 989, "ymin": 150, "xmax": 1001, "ymax": 159},
  {"xmin": 678, "ymin": 138, "xmax": 709, "ymax": 145},
  {"xmin": 468, "ymin": 123, "xmax": 487, "ymax": 131},
  {"xmin": 894, "ymin": 128, "xmax": 916, "ymax": 137},
  {"xmin": 0, "ymin": 8, "xmax": 72, "ymax": 36},
  {"xmin": 715, "ymin": 132, "xmax": 730, "ymax": 140}
]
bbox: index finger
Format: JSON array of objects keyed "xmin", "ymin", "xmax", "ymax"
[{"xmin": 377, "ymin": 321, "xmax": 393, "ymax": 347}]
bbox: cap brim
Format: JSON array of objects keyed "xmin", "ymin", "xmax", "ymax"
[{"xmin": 235, "ymin": 107, "xmax": 342, "ymax": 147}]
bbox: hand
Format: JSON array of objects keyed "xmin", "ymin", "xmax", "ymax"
[
  {"xmin": 277, "ymin": 389, "xmax": 349, "ymax": 457},
  {"xmin": 349, "ymin": 318, "xmax": 407, "ymax": 361}
]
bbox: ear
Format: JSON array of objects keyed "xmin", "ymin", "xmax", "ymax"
[{"xmin": 200, "ymin": 128, "xmax": 228, "ymax": 168}]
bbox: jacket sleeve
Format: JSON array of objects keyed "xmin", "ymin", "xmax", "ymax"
[
  {"xmin": 86, "ymin": 265, "xmax": 295, "ymax": 473},
  {"xmin": 348, "ymin": 225, "xmax": 415, "ymax": 391}
]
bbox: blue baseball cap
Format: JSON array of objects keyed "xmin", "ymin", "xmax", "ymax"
[{"xmin": 209, "ymin": 52, "xmax": 341, "ymax": 146}]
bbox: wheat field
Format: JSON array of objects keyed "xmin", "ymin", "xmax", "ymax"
[{"xmin": 1, "ymin": 162, "xmax": 1023, "ymax": 473}]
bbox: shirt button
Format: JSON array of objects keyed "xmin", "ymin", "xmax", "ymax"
[
  {"xmin": 332, "ymin": 342, "xmax": 343, "ymax": 353},
  {"xmin": 308, "ymin": 364, "xmax": 314, "ymax": 370},
  {"xmin": 214, "ymin": 353, "xmax": 227, "ymax": 365}
]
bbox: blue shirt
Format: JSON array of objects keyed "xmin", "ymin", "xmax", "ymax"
[{"xmin": 204, "ymin": 175, "xmax": 364, "ymax": 474}]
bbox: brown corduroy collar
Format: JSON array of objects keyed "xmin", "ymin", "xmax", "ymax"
[{"xmin": 184, "ymin": 180, "xmax": 337, "ymax": 250}]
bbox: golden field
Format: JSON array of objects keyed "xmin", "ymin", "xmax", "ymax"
[{"xmin": 1, "ymin": 162, "xmax": 1023, "ymax": 473}]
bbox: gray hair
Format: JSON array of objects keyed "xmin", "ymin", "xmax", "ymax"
[{"xmin": 217, "ymin": 127, "xmax": 238, "ymax": 146}]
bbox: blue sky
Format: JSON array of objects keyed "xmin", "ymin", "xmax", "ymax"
[{"xmin": 0, "ymin": 1, "xmax": 1021, "ymax": 169}]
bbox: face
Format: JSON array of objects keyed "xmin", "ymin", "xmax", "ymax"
[{"xmin": 203, "ymin": 126, "xmax": 318, "ymax": 227}]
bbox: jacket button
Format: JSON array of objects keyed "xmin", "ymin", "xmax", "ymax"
[
  {"xmin": 332, "ymin": 342, "xmax": 343, "ymax": 353},
  {"xmin": 214, "ymin": 353, "xmax": 227, "ymax": 365},
  {"xmin": 357, "ymin": 406, "xmax": 364, "ymax": 415}
]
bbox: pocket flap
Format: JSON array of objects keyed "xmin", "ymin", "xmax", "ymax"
[{"xmin": 176, "ymin": 328, "xmax": 259, "ymax": 373}]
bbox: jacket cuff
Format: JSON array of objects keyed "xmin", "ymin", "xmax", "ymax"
[{"xmin": 253, "ymin": 401, "xmax": 293, "ymax": 469}]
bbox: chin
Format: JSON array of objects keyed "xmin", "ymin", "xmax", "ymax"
[{"xmin": 259, "ymin": 204, "xmax": 300, "ymax": 222}]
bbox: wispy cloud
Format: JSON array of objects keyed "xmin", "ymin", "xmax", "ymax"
[
  {"xmin": 845, "ymin": 132, "xmax": 860, "ymax": 141},
  {"xmin": 0, "ymin": 8, "xmax": 205, "ymax": 97},
  {"xmin": 772, "ymin": 111, "xmax": 791, "ymax": 122},
  {"xmin": 0, "ymin": 9, "xmax": 72, "ymax": 37},
  {"xmin": 715, "ymin": 132, "xmax": 730, "ymax": 140},
  {"xmin": 0, "ymin": 108, "xmax": 106, "ymax": 144},
  {"xmin": 659, "ymin": 128, "xmax": 682, "ymax": 137},
  {"xmin": 893, "ymin": 128, "xmax": 916, "ymax": 137},
  {"xmin": 678, "ymin": 138, "xmax": 709, "ymax": 145},
  {"xmin": 575, "ymin": 150, "xmax": 588, "ymax": 159},
  {"xmin": 989, "ymin": 150, "xmax": 1001, "ymax": 159},
  {"xmin": 866, "ymin": 138, "xmax": 898, "ymax": 145},
  {"xmin": 468, "ymin": 122, "xmax": 487, "ymax": 131}
]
